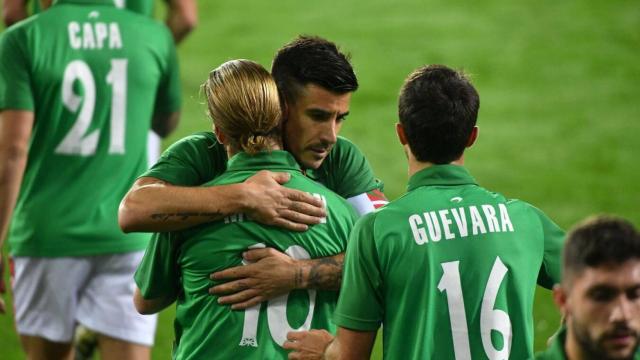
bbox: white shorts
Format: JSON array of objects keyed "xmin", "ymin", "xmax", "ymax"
[{"xmin": 11, "ymin": 251, "xmax": 157, "ymax": 346}]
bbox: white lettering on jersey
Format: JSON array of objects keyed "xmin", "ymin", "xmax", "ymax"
[
  {"xmin": 409, "ymin": 214, "xmax": 428, "ymax": 245},
  {"xmin": 224, "ymin": 213, "xmax": 245, "ymax": 224},
  {"xmin": 82, "ymin": 23, "xmax": 96, "ymax": 49},
  {"xmin": 95, "ymin": 23, "xmax": 108, "ymax": 49},
  {"xmin": 470, "ymin": 206, "xmax": 487, "ymax": 235},
  {"xmin": 310, "ymin": 193, "xmax": 328, "ymax": 223},
  {"xmin": 499, "ymin": 203, "xmax": 514, "ymax": 232},
  {"xmin": 109, "ymin": 23, "xmax": 123, "ymax": 49},
  {"xmin": 67, "ymin": 22, "xmax": 122, "ymax": 50},
  {"xmin": 408, "ymin": 203, "xmax": 515, "ymax": 245},
  {"xmin": 68, "ymin": 22, "xmax": 82, "ymax": 49}
]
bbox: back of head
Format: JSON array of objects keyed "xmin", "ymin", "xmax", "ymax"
[
  {"xmin": 271, "ymin": 35, "xmax": 358, "ymax": 105},
  {"xmin": 398, "ymin": 65, "xmax": 480, "ymax": 164},
  {"xmin": 563, "ymin": 215, "xmax": 640, "ymax": 287},
  {"xmin": 203, "ymin": 59, "xmax": 282, "ymax": 154}
]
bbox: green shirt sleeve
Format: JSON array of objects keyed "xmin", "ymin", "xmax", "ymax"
[
  {"xmin": 333, "ymin": 212, "xmax": 383, "ymax": 331},
  {"xmin": 140, "ymin": 132, "xmax": 227, "ymax": 185},
  {"xmin": 134, "ymin": 232, "xmax": 181, "ymax": 299},
  {"xmin": 153, "ymin": 27, "xmax": 181, "ymax": 115},
  {"xmin": 531, "ymin": 206, "xmax": 565, "ymax": 289},
  {"xmin": 0, "ymin": 28, "xmax": 34, "ymax": 111},
  {"xmin": 319, "ymin": 137, "xmax": 384, "ymax": 199}
]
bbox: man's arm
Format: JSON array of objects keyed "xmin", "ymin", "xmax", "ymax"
[
  {"xmin": 210, "ymin": 249, "xmax": 344, "ymax": 309},
  {"xmin": 209, "ymin": 189, "xmax": 386, "ymax": 309},
  {"xmin": 133, "ymin": 287, "xmax": 176, "ymax": 315},
  {"xmin": 165, "ymin": 0, "xmax": 197, "ymax": 44},
  {"xmin": 151, "ymin": 111, "xmax": 180, "ymax": 139},
  {"xmin": 324, "ymin": 327, "xmax": 376, "ymax": 360},
  {"xmin": 118, "ymin": 171, "xmax": 326, "ymax": 233},
  {"xmin": 2, "ymin": 0, "xmax": 27, "ymax": 27},
  {"xmin": 0, "ymin": 110, "xmax": 34, "ymax": 313}
]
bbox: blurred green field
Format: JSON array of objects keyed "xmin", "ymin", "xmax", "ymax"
[{"xmin": 1, "ymin": 0, "xmax": 639, "ymax": 358}]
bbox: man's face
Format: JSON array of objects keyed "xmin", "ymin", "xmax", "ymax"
[
  {"xmin": 283, "ymin": 84, "xmax": 351, "ymax": 170},
  {"xmin": 565, "ymin": 260, "xmax": 640, "ymax": 360}
]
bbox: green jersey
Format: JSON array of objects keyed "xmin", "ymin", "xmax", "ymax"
[
  {"xmin": 532, "ymin": 327, "xmax": 640, "ymax": 360},
  {"xmin": 334, "ymin": 165, "xmax": 565, "ymax": 360},
  {"xmin": 135, "ymin": 151, "xmax": 357, "ymax": 359},
  {"xmin": 142, "ymin": 132, "xmax": 384, "ymax": 200},
  {"xmin": 0, "ymin": 0, "xmax": 181, "ymax": 256}
]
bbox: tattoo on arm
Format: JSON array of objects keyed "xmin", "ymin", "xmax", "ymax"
[
  {"xmin": 307, "ymin": 256, "xmax": 343, "ymax": 291},
  {"xmin": 150, "ymin": 211, "xmax": 223, "ymax": 222},
  {"xmin": 294, "ymin": 267, "xmax": 304, "ymax": 289}
]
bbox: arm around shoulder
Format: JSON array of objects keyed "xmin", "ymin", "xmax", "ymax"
[{"xmin": 134, "ymin": 286, "xmax": 176, "ymax": 315}]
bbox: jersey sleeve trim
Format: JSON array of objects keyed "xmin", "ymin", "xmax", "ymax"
[{"xmin": 332, "ymin": 313, "xmax": 382, "ymax": 332}]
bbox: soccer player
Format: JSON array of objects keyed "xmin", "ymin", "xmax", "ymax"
[
  {"xmin": 312, "ymin": 64, "xmax": 565, "ymax": 360},
  {"xmin": 134, "ymin": 59, "xmax": 358, "ymax": 359},
  {"xmin": 533, "ymin": 216, "xmax": 640, "ymax": 360},
  {"xmin": 0, "ymin": 0, "xmax": 181, "ymax": 359},
  {"xmin": 119, "ymin": 35, "xmax": 387, "ymax": 310}
]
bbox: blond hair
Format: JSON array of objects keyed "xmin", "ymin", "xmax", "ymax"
[{"xmin": 203, "ymin": 59, "xmax": 282, "ymax": 154}]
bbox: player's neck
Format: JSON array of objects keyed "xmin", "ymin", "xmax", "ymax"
[
  {"xmin": 407, "ymin": 153, "xmax": 465, "ymax": 178},
  {"xmin": 225, "ymin": 139, "xmax": 283, "ymax": 158},
  {"xmin": 564, "ymin": 327, "xmax": 587, "ymax": 360}
]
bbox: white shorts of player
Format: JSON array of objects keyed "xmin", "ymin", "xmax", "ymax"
[
  {"xmin": 11, "ymin": 251, "xmax": 157, "ymax": 346},
  {"xmin": 147, "ymin": 130, "xmax": 162, "ymax": 168}
]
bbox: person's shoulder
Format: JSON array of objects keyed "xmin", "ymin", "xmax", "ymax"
[
  {"xmin": 1, "ymin": 13, "xmax": 38, "ymax": 38},
  {"xmin": 332, "ymin": 136, "xmax": 363, "ymax": 154},
  {"xmin": 168, "ymin": 131, "xmax": 219, "ymax": 149}
]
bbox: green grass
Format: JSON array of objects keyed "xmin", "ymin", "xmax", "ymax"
[{"xmin": 1, "ymin": 0, "xmax": 639, "ymax": 358}]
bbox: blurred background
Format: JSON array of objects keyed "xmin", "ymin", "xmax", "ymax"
[{"xmin": 1, "ymin": 0, "xmax": 638, "ymax": 358}]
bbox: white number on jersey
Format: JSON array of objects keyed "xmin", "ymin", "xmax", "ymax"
[
  {"xmin": 437, "ymin": 256, "xmax": 512, "ymax": 360},
  {"xmin": 239, "ymin": 244, "xmax": 317, "ymax": 348},
  {"xmin": 56, "ymin": 59, "xmax": 128, "ymax": 156}
]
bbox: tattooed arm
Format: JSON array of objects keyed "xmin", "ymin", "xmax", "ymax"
[
  {"xmin": 210, "ymin": 248, "xmax": 344, "ymax": 309},
  {"xmin": 118, "ymin": 170, "xmax": 325, "ymax": 233}
]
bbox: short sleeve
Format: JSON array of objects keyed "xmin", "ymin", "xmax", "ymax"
[
  {"xmin": 140, "ymin": 132, "xmax": 227, "ymax": 185},
  {"xmin": 322, "ymin": 137, "xmax": 384, "ymax": 199},
  {"xmin": 0, "ymin": 29, "xmax": 34, "ymax": 111},
  {"xmin": 134, "ymin": 232, "xmax": 181, "ymax": 299},
  {"xmin": 532, "ymin": 207, "xmax": 565, "ymax": 289},
  {"xmin": 153, "ymin": 29, "xmax": 181, "ymax": 115},
  {"xmin": 333, "ymin": 212, "xmax": 383, "ymax": 331}
]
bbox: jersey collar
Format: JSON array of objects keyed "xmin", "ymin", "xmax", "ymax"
[
  {"xmin": 226, "ymin": 150, "xmax": 302, "ymax": 173},
  {"xmin": 54, "ymin": 0, "xmax": 116, "ymax": 6},
  {"xmin": 407, "ymin": 164, "xmax": 478, "ymax": 191}
]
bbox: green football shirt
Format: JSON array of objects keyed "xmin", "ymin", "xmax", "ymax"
[
  {"xmin": 135, "ymin": 150, "xmax": 358, "ymax": 360},
  {"xmin": 142, "ymin": 132, "xmax": 383, "ymax": 199},
  {"xmin": 532, "ymin": 327, "xmax": 640, "ymax": 360},
  {"xmin": 0, "ymin": 0, "xmax": 181, "ymax": 256},
  {"xmin": 334, "ymin": 165, "xmax": 565, "ymax": 360}
]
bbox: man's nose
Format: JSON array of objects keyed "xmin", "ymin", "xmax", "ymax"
[
  {"xmin": 610, "ymin": 296, "xmax": 636, "ymax": 323},
  {"xmin": 319, "ymin": 120, "xmax": 337, "ymax": 144}
]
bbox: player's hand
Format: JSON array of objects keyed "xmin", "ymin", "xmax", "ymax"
[
  {"xmin": 283, "ymin": 330, "xmax": 334, "ymax": 360},
  {"xmin": 210, "ymin": 248, "xmax": 300, "ymax": 309},
  {"xmin": 242, "ymin": 171, "xmax": 325, "ymax": 232}
]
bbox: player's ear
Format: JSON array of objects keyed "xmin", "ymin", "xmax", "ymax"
[
  {"xmin": 213, "ymin": 126, "xmax": 226, "ymax": 145},
  {"xmin": 552, "ymin": 284, "xmax": 569, "ymax": 317},
  {"xmin": 396, "ymin": 122, "xmax": 408, "ymax": 145},
  {"xmin": 466, "ymin": 126, "xmax": 478, "ymax": 148}
]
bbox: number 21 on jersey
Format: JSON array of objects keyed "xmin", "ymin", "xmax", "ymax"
[{"xmin": 56, "ymin": 59, "xmax": 127, "ymax": 156}]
